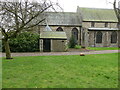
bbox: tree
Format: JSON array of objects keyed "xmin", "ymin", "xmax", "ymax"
[
  {"xmin": 113, "ymin": 0, "xmax": 120, "ymax": 47},
  {"xmin": 2, "ymin": 32, "xmax": 40, "ymax": 52},
  {"xmin": 114, "ymin": 0, "xmax": 120, "ymax": 23},
  {"xmin": 69, "ymin": 35, "xmax": 77, "ymax": 48},
  {"xmin": 0, "ymin": 0, "xmax": 61, "ymax": 59}
]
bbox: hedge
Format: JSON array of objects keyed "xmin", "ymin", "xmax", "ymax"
[{"xmin": 2, "ymin": 32, "xmax": 39, "ymax": 52}]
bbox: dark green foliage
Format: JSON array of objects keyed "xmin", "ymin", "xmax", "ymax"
[
  {"xmin": 2, "ymin": 32, "xmax": 39, "ymax": 52},
  {"xmin": 69, "ymin": 35, "xmax": 77, "ymax": 48},
  {"xmin": 74, "ymin": 45, "xmax": 81, "ymax": 49}
]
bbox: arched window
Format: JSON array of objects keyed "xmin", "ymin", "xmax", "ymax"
[
  {"xmin": 72, "ymin": 28, "xmax": 78, "ymax": 41},
  {"xmin": 111, "ymin": 31, "xmax": 117, "ymax": 43},
  {"xmin": 56, "ymin": 27, "xmax": 63, "ymax": 31},
  {"xmin": 96, "ymin": 31, "xmax": 102, "ymax": 43}
]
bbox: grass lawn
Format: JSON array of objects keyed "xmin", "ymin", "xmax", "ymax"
[
  {"xmin": 87, "ymin": 47, "xmax": 119, "ymax": 50},
  {"xmin": 2, "ymin": 53, "xmax": 118, "ymax": 88}
]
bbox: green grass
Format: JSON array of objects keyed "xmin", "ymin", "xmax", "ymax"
[
  {"xmin": 74, "ymin": 45, "xmax": 81, "ymax": 49},
  {"xmin": 87, "ymin": 47, "xmax": 119, "ymax": 50},
  {"xmin": 2, "ymin": 53, "xmax": 118, "ymax": 88}
]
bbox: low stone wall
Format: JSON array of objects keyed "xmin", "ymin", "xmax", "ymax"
[
  {"xmin": 88, "ymin": 31, "xmax": 118, "ymax": 47},
  {"xmin": 52, "ymin": 39, "xmax": 67, "ymax": 52}
]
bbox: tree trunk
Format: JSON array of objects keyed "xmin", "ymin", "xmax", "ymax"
[
  {"xmin": 118, "ymin": 23, "xmax": 120, "ymax": 48},
  {"xmin": 113, "ymin": 0, "xmax": 120, "ymax": 47},
  {"xmin": 3, "ymin": 39, "xmax": 12, "ymax": 59}
]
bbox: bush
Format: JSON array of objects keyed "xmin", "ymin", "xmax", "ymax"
[
  {"xmin": 65, "ymin": 45, "xmax": 69, "ymax": 51},
  {"xmin": 69, "ymin": 36, "xmax": 77, "ymax": 48},
  {"xmin": 74, "ymin": 45, "xmax": 81, "ymax": 49},
  {"xmin": 2, "ymin": 32, "xmax": 39, "ymax": 52}
]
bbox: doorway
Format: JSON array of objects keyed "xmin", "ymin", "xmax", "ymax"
[
  {"xmin": 72, "ymin": 28, "xmax": 78, "ymax": 44},
  {"xmin": 43, "ymin": 39, "xmax": 51, "ymax": 52}
]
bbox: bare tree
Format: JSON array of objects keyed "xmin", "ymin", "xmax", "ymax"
[
  {"xmin": 113, "ymin": 0, "xmax": 120, "ymax": 47},
  {"xmin": 0, "ymin": 0, "xmax": 61, "ymax": 59},
  {"xmin": 114, "ymin": 0, "xmax": 120, "ymax": 25}
]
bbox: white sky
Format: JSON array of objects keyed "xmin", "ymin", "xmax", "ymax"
[
  {"xmin": 1, "ymin": 0, "xmax": 119, "ymax": 12},
  {"xmin": 55, "ymin": 0, "xmax": 119, "ymax": 12}
]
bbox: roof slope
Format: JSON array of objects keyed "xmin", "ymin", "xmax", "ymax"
[
  {"xmin": 41, "ymin": 12, "xmax": 81, "ymax": 26},
  {"xmin": 43, "ymin": 25, "xmax": 52, "ymax": 31},
  {"xmin": 77, "ymin": 7, "xmax": 118, "ymax": 22}
]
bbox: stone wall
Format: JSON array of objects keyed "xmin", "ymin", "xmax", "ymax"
[
  {"xmin": 88, "ymin": 31, "xmax": 118, "ymax": 47},
  {"xmin": 38, "ymin": 22, "xmax": 118, "ymax": 49},
  {"xmin": 52, "ymin": 39, "xmax": 67, "ymax": 52},
  {"xmin": 39, "ymin": 25, "xmax": 81, "ymax": 45},
  {"xmin": 81, "ymin": 27, "xmax": 89, "ymax": 47},
  {"xmin": 88, "ymin": 31, "xmax": 95, "ymax": 47},
  {"xmin": 82, "ymin": 22, "xmax": 118, "ymax": 28},
  {"xmin": 39, "ymin": 39, "xmax": 43, "ymax": 52},
  {"xmin": 81, "ymin": 21, "xmax": 118, "ymax": 47},
  {"xmin": 39, "ymin": 39, "xmax": 67, "ymax": 52}
]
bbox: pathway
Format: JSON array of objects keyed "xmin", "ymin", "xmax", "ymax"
[{"xmin": 1, "ymin": 50, "xmax": 119, "ymax": 57}]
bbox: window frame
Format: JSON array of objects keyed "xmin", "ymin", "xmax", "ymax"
[
  {"xmin": 56, "ymin": 27, "xmax": 63, "ymax": 31},
  {"xmin": 105, "ymin": 22, "xmax": 108, "ymax": 27},
  {"xmin": 91, "ymin": 22, "xmax": 95, "ymax": 27},
  {"xmin": 96, "ymin": 31, "xmax": 102, "ymax": 43},
  {"xmin": 111, "ymin": 31, "xmax": 117, "ymax": 43},
  {"xmin": 72, "ymin": 27, "xmax": 78, "ymax": 41}
]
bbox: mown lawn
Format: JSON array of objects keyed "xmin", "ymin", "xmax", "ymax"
[
  {"xmin": 2, "ymin": 53, "xmax": 118, "ymax": 88},
  {"xmin": 87, "ymin": 47, "xmax": 119, "ymax": 50}
]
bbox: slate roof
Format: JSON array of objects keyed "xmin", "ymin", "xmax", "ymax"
[
  {"xmin": 40, "ymin": 31, "xmax": 67, "ymax": 39},
  {"xmin": 77, "ymin": 7, "xmax": 118, "ymax": 22},
  {"xmin": 43, "ymin": 25, "xmax": 52, "ymax": 31},
  {"xmin": 41, "ymin": 12, "xmax": 81, "ymax": 26}
]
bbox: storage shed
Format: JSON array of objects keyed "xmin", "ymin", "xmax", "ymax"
[{"xmin": 40, "ymin": 26, "xmax": 67, "ymax": 52}]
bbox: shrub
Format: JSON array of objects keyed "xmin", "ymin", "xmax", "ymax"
[
  {"xmin": 74, "ymin": 45, "xmax": 81, "ymax": 49},
  {"xmin": 2, "ymin": 32, "xmax": 39, "ymax": 52},
  {"xmin": 65, "ymin": 45, "xmax": 69, "ymax": 51},
  {"xmin": 69, "ymin": 36, "xmax": 77, "ymax": 48}
]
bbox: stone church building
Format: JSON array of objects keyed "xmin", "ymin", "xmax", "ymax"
[{"xmin": 38, "ymin": 7, "xmax": 119, "ymax": 52}]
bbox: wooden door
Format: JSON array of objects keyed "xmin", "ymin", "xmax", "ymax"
[{"xmin": 43, "ymin": 39, "xmax": 51, "ymax": 52}]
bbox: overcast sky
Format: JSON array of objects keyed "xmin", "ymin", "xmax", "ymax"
[
  {"xmin": 2, "ymin": 0, "xmax": 119, "ymax": 12},
  {"xmin": 55, "ymin": 0, "xmax": 119, "ymax": 12}
]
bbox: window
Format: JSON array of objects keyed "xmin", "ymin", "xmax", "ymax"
[
  {"xmin": 96, "ymin": 31, "xmax": 102, "ymax": 43},
  {"xmin": 105, "ymin": 23, "xmax": 108, "ymax": 27},
  {"xmin": 56, "ymin": 27, "xmax": 63, "ymax": 31},
  {"xmin": 72, "ymin": 28, "xmax": 78, "ymax": 41},
  {"xmin": 111, "ymin": 31, "xmax": 117, "ymax": 43},
  {"xmin": 91, "ymin": 22, "xmax": 95, "ymax": 27}
]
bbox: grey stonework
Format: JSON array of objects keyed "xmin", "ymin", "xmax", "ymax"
[
  {"xmin": 39, "ymin": 39, "xmax": 67, "ymax": 52},
  {"xmin": 81, "ymin": 21, "xmax": 119, "ymax": 47},
  {"xmin": 37, "ymin": 7, "xmax": 119, "ymax": 52},
  {"xmin": 38, "ymin": 22, "xmax": 119, "ymax": 49},
  {"xmin": 39, "ymin": 39, "xmax": 43, "ymax": 52},
  {"xmin": 87, "ymin": 30, "xmax": 119, "ymax": 47},
  {"xmin": 39, "ymin": 25, "xmax": 81, "ymax": 45},
  {"xmin": 52, "ymin": 39, "xmax": 67, "ymax": 52}
]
